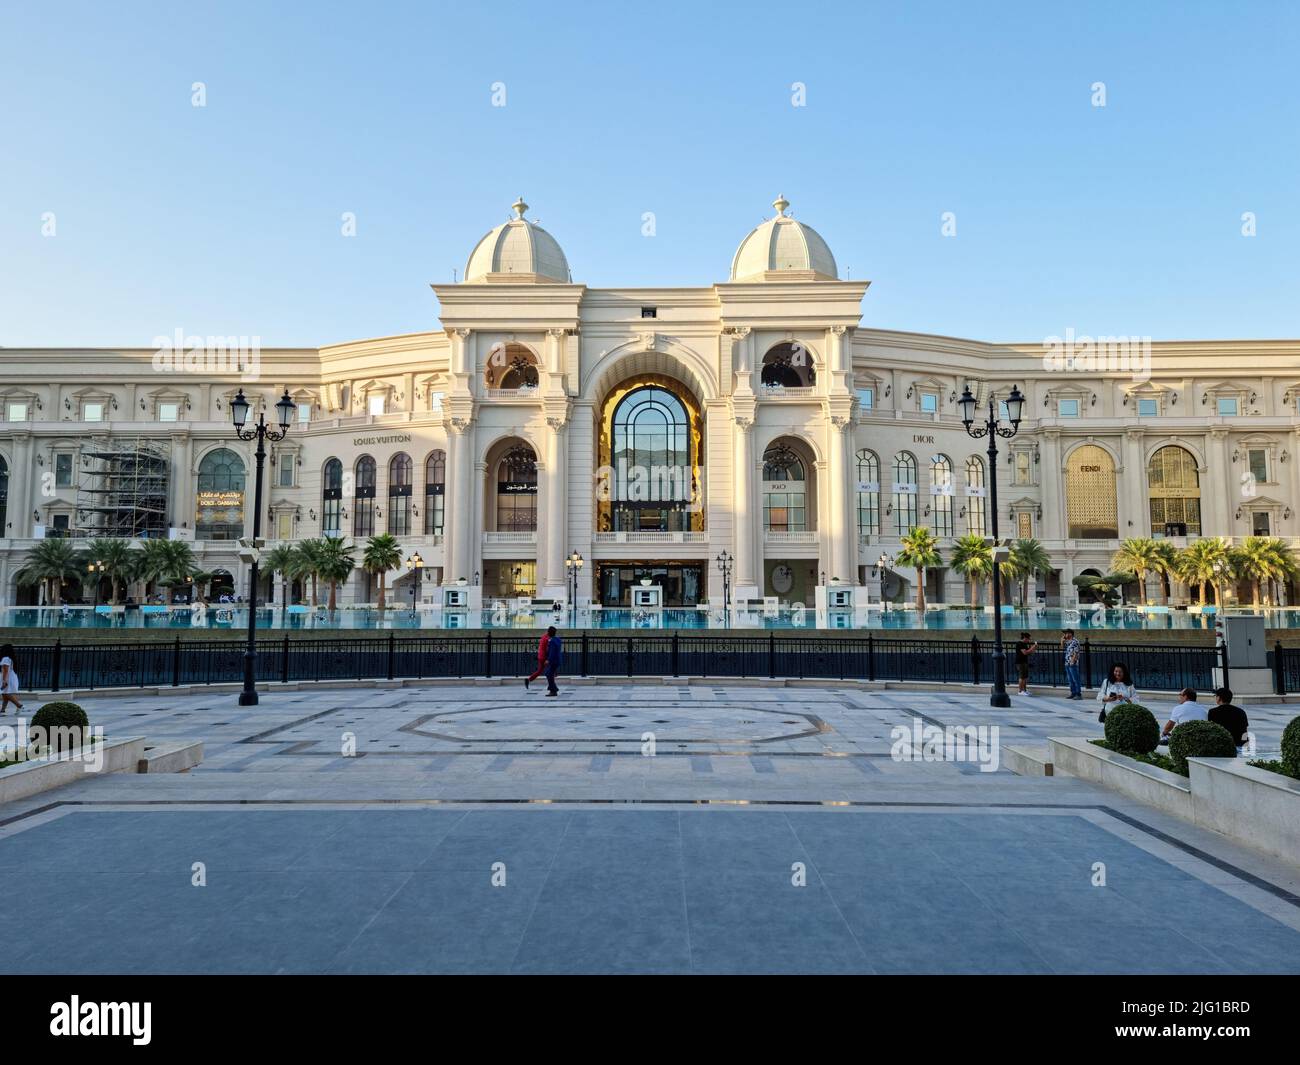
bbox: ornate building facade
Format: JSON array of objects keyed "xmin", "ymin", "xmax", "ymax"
[{"xmin": 3, "ymin": 196, "xmax": 1299, "ymax": 609}]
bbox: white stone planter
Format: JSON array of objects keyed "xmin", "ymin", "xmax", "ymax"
[
  {"xmin": 0, "ymin": 737, "xmax": 146, "ymax": 804},
  {"xmin": 1049, "ymin": 736, "xmax": 1192, "ymax": 820}
]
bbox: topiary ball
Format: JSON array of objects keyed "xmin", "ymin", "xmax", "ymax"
[
  {"xmin": 30, "ymin": 701, "xmax": 90, "ymax": 754},
  {"xmin": 1168, "ymin": 720, "xmax": 1237, "ymax": 776},
  {"xmin": 1281, "ymin": 715, "xmax": 1300, "ymax": 779},
  {"xmin": 1103, "ymin": 702, "xmax": 1160, "ymax": 755}
]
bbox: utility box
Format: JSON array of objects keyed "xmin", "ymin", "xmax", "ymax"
[{"xmin": 1220, "ymin": 615, "xmax": 1267, "ymax": 669}]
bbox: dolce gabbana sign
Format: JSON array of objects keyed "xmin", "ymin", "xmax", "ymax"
[{"xmin": 351, "ymin": 433, "xmax": 412, "ymax": 447}]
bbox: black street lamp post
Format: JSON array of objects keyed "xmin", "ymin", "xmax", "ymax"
[
  {"xmin": 565, "ymin": 551, "xmax": 583, "ymax": 626},
  {"xmin": 716, "ymin": 551, "xmax": 733, "ymax": 627},
  {"xmin": 407, "ymin": 551, "xmax": 424, "ymax": 615},
  {"xmin": 958, "ymin": 383, "xmax": 1025, "ymax": 708},
  {"xmin": 230, "ymin": 387, "xmax": 296, "ymax": 706}
]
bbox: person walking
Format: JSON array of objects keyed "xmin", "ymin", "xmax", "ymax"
[
  {"xmin": 524, "ymin": 629, "xmax": 551, "ymax": 691},
  {"xmin": 1014, "ymin": 632, "xmax": 1037, "ymax": 696},
  {"xmin": 544, "ymin": 626, "xmax": 564, "ymax": 697},
  {"xmin": 1096, "ymin": 662, "xmax": 1137, "ymax": 723},
  {"xmin": 0, "ymin": 644, "xmax": 22, "ymax": 714},
  {"xmin": 1061, "ymin": 629, "xmax": 1083, "ymax": 700}
]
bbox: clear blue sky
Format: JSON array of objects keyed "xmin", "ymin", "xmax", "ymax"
[{"xmin": 2, "ymin": 0, "xmax": 1297, "ymax": 347}]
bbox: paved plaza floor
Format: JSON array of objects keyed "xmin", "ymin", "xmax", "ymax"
[{"xmin": 3, "ymin": 681, "xmax": 1299, "ymax": 974}]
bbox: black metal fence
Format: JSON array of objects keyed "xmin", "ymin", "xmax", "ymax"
[{"xmin": 11, "ymin": 634, "xmax": 1228, "ymax": 694}]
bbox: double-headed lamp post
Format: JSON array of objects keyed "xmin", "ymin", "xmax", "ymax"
[
  {"xmin": 230, "ymin": 387, "xmax": 296, "ymax": 706},
  {"xmin": 565, "ymin": 551, "xmax": 583, "ymax": 625},
  {"xmin": 86, "ymin": 561, "xmax": 102, "ymax": 608},
  {"xmin": 957, "ymin": 383, "xmax": 1024, "ymax": 708},
  {"xmin": 407, "ymin": 551, "xmax": 424, "ymax": 614},
  {"xmin": 716, "ymin": 551, "xmax": 733, "ymax": 627}
]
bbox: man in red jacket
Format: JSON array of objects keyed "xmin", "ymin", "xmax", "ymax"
[{"xmin": 524, "ymin": 630, "xmax": 550, "ymax": 691}]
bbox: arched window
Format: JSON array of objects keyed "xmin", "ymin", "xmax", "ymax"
[
  {"xmin": 485, "ymin": 342, "xmax": 539, "ymax": 390},
  {"xmin": 196, "ymin": 448, "xmax": 246, "ymax": 541},
  {"xmin": 1064, "ymin": 445, "xmax": 1119, "ymax": 539},
  {"xmin": 0, "ymin": 455, "xmax": 7, "ymax": 534},
  {"xmin": 759, "ymin": 341, "xmax": 816, "ymax": 389},
  {"xmin": 892, "ymin": 452, "xmax": 918, "ymax": 535},
  {"xmin": 965, "ymin": 457, "xmax": 987, "ymax": 536},
  {"xmin": 855, "ymin": 449, "xmax": 880, "ymax": 537},
  {"xmin": 496, "ymin": 445, "xmax": 537, "ymax": 531},
  {"xmin": 763, "ymin": 440, "xmax": 807, "ymax": 531},
  {"xmin": 322, "ymin": 458, "xmax": 343, "ymax": 536},
  {"xmin": 930, "ymin": 454, "xmax": 954, "ymax": 536},
  {"xmin": 353, "ymin": 456, "xmax": 376, "ymax": 538},
  {"xmin": 424, "ymin": 451, "xmax": 446, "ymax": 535},
  {"xmin": 388, "ymin": 453, "xmax": 413, "ymax": 536},
  {"xmin": 610, "ymin": 386, "xmax": 694, "ymax": 531},
  {"xmin": 1147, "ymin": 445, "xmax": 1201, "ymax": 536}
]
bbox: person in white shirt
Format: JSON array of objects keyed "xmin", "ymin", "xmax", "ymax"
[
  {"xmin": 0, "ymin": 644, "xmax": 22, "ymax": 714},
  {"xmin": 1096, "ymin": 662, "xmax": 1137, "ymax": 723},
  {"xmin": 1161, "ymin": 687, "xmax": 1208, "ymax": 740}
]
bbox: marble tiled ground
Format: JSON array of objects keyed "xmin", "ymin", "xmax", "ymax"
[{"xmin": 2, "ymin": 681, "xmax": 1298, "ymax": 973}]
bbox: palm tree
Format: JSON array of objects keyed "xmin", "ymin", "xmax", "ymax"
[
  {"xmin": 1151, "ymin": 539, "xmax": 1179, "ymax": 605},
  {"xmin": 317, "ymin": 537, "xmax": 356, "ymax": 612},
  {"xmin": 361, "ymin": 534, "xmax": 402, "ymax": 610},
  {"xmin": 1005, "ymin": 538, "xmax": 1052, "ymax": 609},
  {"xmin": 135, "ymin": 538, "xmax": 196, "ymax": 604},
  {"xmin": 949, "ymin": 533, "xmax": 992, "ymax": 608},
  {"xmin": 1235, "ymin": 536, "xmax": 1275, "ymax": 607},
  {"xmin": 293, "ymin": 539, "xmax": 327, "ymax": 606},
  {"xmin": 896, "ymin": 527, "xmax": 943, "ymax": 612},
  {"xmin": 1174, "ymin": 537, "xmax": 1230, "ymax": 606},
  {"xmin": 79, "ymin": 537, "xmax": 137, "ymax": 605},
  {"xmin": 1112, "ymin": 537, "xmax": 1162, "ymax": 605},
  {"xmin": 14, "ymin": 538, "xmax": 82, "ymax": 605},
  {"xmin": 262, "ymin": 545, "xmax": 298, "ymax": 609},
  {"xmin": 190, "ymin": 570, "xmax": 216, "ymax": 604},
  {"xmin": 1266, "ymin": 539, "xmax": 1300, "ymax": 605}
]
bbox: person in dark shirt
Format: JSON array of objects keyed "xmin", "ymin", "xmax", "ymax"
[
  {"xmin": 1208, "ymin": 687, "xmax": 1250, "ymax": 750},
  {"xmin": 1013, "ymin": 632, "xmax": 1037, "ymax": 696},
  {"xmin": 544, "ymin": 627, "xmax": 564, "ymax": 697}
]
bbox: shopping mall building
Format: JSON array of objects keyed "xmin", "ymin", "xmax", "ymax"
[{"xmin": 2, "ymin": 196, "xmax": 1299, "ymax": 609}]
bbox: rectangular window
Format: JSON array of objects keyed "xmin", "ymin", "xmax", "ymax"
[
  {"xmin": 276, "ymin": 513, "xmax": 293, "ymax": 540},
  {"xmin": 920, "ymin": 393, "xmax": 938, "ymax": 413},
  {"xmin": 278, "ymin": 458, "xmax": 295, "ymax": 488},
  {"xmin": 52, "ymin": 514, "xmax": 70, "ymax": 535},
  {"xmin": 1014, "ymin": 452, "xmax": 1032, "ymax": 486},
  {"xmin": 297, "ymin": 402, "xmax": 311, "ymax": 424},
  {"xmin": 1058, "ymin": 399, "xmax": 1079, "ymax": 417},
  {"xmin": 427, "ymin": 391, "xmax": 445, "ymax": 412},
  {"xmin": 1252, "ymin": 511, "xmax": 1271, "ymax": 536},
  {"xmin": 856, "ymin": 388, "xmax": 873, "ymax": 411},
  {"xmin": 998, "ymin": 401, "xmax": 1009, "ymax": 421},
  {"xmin": 1248, "ymin": 449, "xmax": 1268, "ymax": 484},
  {"xmin": 1137, "ymin": 398, "xmax": 1158, "ymax": 417},
  {"xmin": 159, "ymin": 402, "xmax": 179, "ymax": 422},
  {"xmin": 83, "ymin": 402, "xmax": 104, "ymax": 422},
  {"xmin": 55, "ymin": 453, "xmax": 73, "ymax": 488},
  {"xmin": 1017, "ymin": 512, "xmax": 1033, "ymax": 538},
  {"xmin": 368, "ymin": 394, "xmax": 385, "ymax": 416},
  {"xmin": 1217, "ymin": 397, "xmax": 1238, "ymax": 416},
  {"xmin": 6, "ymin": 402, "xmax": 28, "ymax": 421}
]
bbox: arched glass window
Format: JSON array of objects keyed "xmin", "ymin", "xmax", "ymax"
[
  {"xmin": 196, "ymin": 448, "xmax": 246, "ymax": 541},
  {"xmin": 353, "ymin": 456, "xmax": 376, "ymax": 538},
  {"xmin": 892, "ymin": 452, "xmax": 918, "ymax": 535},
  {"xmin": 496, "ymin": 446, "xmax": 537, "ymax": 531},
  {"xmin": 424, "ymin": 451, "xmax": 446, "ymax": 535},
  {"xmin": 965, "ymin": 457, "xmax": 987, "ymax": 536},
  {"xmin": 759, "ymin": 341, "xmax": 816, "ymax": 389},
  {"xmin": 485, "ymin": 342, "xmax": 539, "ymax": 390},
  {"xmin": 388, "ymin": 453, "xmax": 413, "ymax": 536},
  {"xmin": 855, "ymin": 449, "xmax": 880, "ymax": 537},
  {"xmin": 930, "ymin": 454, "xmax": 954, "ymax": 536},
  {"xmin": 763, "ymin": 440, "xmax": 807, "ymax": 531},
  {"xmin": 610, "ymin": 386, "xmax": 693, "ymax": 531},
  {"xmin": 1147, "ymin": 445, "xmax": 1201, "ymax": 536},
  {"xmin": 322, "ymin": 459, "xmax": 343, "ymax": 536},
  {"xmin": 1064, "ymin": 444, "xmax": 1119, "ymax": 539},
  {"xmin": 0, "ymin": 456, "xmax": 8, "ymax": 534}
]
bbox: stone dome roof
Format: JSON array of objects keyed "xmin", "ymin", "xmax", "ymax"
[
  {"xmin": 730, "ymin": 195, "xmax": 838, "ymax": 281},
  {"xmin": 464, "ymin": 198, "xmax": 571, "ymax": 283}
]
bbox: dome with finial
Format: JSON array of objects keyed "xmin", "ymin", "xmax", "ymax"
[
  {"xmin": 729, "ymin": 195, "xmax": 838, "ymax": 282},
  {"xmin": 464, "ymin": 197, "xmax": 571, "ymax": 283}
]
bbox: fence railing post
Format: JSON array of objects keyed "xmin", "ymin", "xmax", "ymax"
[
  {"xmin": 485, "ymin": 632, "xmax": 493, "ymax": 679},
  {"xmin": 51, "ymin": 639, "xmax": 62, "ymax": 693},
  {"xmin": 970, "ymin": 635, "xmax": 981, "ymax": 686},
  {"xmin": 282, "ymin": 635, "xmax": 291, "ymax": 684},
  {"xmin": 768, "ymin": 632, "xmax": 776, "ymax": 679},
  {"xmin": 1274, "ymin": 641, "xmax": 1285, "ymax": 695},
  {"xmin": 1083, "ymin": 638, "xmax": 1094, "ymax": 689},
  {"xmin": 626, "ymin": 637, "xmax": 633, "ymax": 677},
  {"xmin": 171, "ymin": 637, "xmax": 182, "ymax": 687},
  {"xmin": 867, "ymin": 634, "xmax": 875, "ymax": 682},
  {"xmin": 386, "ymin": 632, "xmax": 395, "ymax": 681},
  {"xmin": 671, "ymin": 631, "xmax": 679, "ymax": 678},
  {"xmin": 581, "ymin": 631, "xmax": 589, "ymax": 677}
]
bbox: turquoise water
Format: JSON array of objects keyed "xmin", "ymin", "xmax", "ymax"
[{"xmin": 2, "ymin": 604, "xmax": 1290, "ymax": 632}]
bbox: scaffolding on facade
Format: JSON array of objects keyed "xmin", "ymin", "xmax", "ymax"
[{"xmin": 74, "ymin": 436, "xmax": 170, "ymax": 539}]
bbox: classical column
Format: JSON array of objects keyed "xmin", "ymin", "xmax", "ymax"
[
  {"xmin": 828, "ymin": 414, "xmax": 854, "ymax": 582},
  {"xmin": 541, "ymin": 415, "xmax": 568, "ymax": 597},
  {"xmin": 733, "ymin": 416, "xmax": 756, "ymax": 592},
  {"xmin": 445, "ymin": 418, "xmax": 473, "ymax": 582},
  {"xmin": 11, "ymin": 432, "xmax": 34, "ymax": 537},
  {"xmin": 170, "ymin": 432, "xmax": 192, "ymax": 534},
  {"xmin": 1121, "ymin": 429, "xmax": 1146, "ymax": 536},
  {"xmin": 1206, "ymin": 428, "xmax": 1232, "ymax": 536},
  {"xmin": 1039, "ymin": 430, "xmax": 1062, "ymax": 540}
]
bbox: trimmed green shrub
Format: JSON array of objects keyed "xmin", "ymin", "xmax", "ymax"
[
  {"xmin": 1281, "ymin": 715, "xmax": 1300, "ymax": 779},
  {"xmin": 1103, "ymin": 702, "xmax": 1160, "ymax": 755},
  {"xmin": 1168, "ymin": 720, "xmax": 1237, "ymax": 776},
  {"xmin": 30, "ymin": 701, "xmax": 89, "ymax": 754}
]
